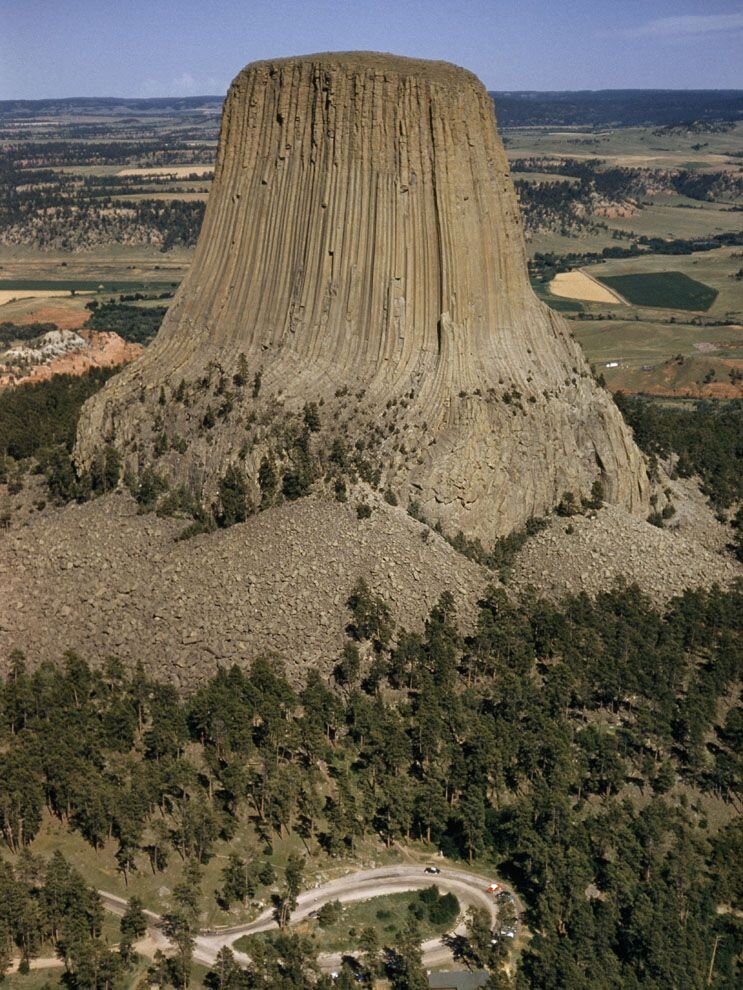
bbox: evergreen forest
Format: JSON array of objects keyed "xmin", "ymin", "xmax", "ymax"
[{"xmin": 0, "ymin": 578, "xmax": 741, "ymax": 989}]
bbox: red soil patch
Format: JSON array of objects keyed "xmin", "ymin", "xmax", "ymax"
[
  {"xmin": 16, "ymin": 304, "xmax": 90, "ymax": 331},
  {"xmin": 606, "ymin": 354, "xmax": 743, "ymax": 400},
  {"xmin": 0, "ymin": 331, "xmax": 142, "ymax": 388}
]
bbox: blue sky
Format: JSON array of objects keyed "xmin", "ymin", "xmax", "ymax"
[{"xmin": 2, "ymin": 0, "xmax": 742, "ymax": 99}]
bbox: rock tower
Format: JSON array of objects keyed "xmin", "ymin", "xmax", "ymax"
[{"xmin": 76, "ymin": 52, "xmax": 648, "ymax": 540}]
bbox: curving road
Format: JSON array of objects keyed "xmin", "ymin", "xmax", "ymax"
[{"xmin": 101, "ymin": 865, "xmax": 516, "ymax": 971}]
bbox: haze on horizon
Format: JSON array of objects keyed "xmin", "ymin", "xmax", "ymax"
[{"xmin": 2, "ymin": 0, "xmax": 742, "ymax": 101}]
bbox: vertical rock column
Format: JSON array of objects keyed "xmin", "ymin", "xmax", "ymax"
[{"xmin": 76, "ymin": 52, "xmax": 648, "ymax": 540}]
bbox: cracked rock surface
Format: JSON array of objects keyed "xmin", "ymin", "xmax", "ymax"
[{"xmin": 75, "ymin": 52, "xmax": 648, "ymax": 542}]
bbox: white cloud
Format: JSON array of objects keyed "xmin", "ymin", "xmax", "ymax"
[{"xmin": 620, "ymin": 12, "xmax": 743, "ymax": 40}]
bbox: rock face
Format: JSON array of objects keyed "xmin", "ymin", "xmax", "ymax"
[{"xmin": 75, "ymin": 52, "xmax": 648, "ymax": 541}]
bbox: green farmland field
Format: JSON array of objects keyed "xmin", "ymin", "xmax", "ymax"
[{"xmin": 597, "ymin": 271, "xmax": 718, "ymax": 311}]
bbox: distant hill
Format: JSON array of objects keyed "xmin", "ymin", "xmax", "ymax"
[
  {"xmin": 1, "ymin": 90, "xmax": 741, "ymax": 128},
  {"xmin": 0, "ymin": 95, "xmax": 224, "ymax": 119},
  {"xmin": 488, "ymin": 89, "xmax": 743, "ymax": 127}
]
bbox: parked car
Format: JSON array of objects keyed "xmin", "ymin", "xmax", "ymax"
[
  {"xmin": 424, "ymin": 865, "xmax": 441, "ymax": 874},
  {"xmin": 485, "ymin": 882, "xmax": 502, "ymax": 894}
]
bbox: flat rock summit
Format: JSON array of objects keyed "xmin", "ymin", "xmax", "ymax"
[{"xmin": 75, "ymin": 52, "xmax": 648, "ymax": 540}]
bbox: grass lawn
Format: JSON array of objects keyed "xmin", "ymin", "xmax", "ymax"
[
  {"xmin": 504, "ymin": 122, "xmax": 743, "ymax": 169},
  {"xmin": 597, "ymin": 271, "xmax": 718, "ymax": 311},
  {"xmin": 234, "ymin": 888, "xmax": 460, "ymax": 956}
]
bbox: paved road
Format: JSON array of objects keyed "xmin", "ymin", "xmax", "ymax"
[{"xmin": 101, "ymin": 865, "xmax": 513, "ymax": 971}]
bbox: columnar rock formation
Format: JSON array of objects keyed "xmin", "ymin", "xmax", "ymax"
[{"xmin": 75, "ymin": 52, "xmax": 648, "ymax": 540}]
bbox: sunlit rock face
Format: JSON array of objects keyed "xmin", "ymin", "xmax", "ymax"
[{"xmin": 76, "ymin": 52, "xmax": 647, "ymax": 540}]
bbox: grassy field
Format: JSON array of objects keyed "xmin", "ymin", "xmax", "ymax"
[
  {"xmin": 588, "ymin": 247, "xmax": 742, "ymax": 322},
  {"xmin": 525, "ymin": 228, "xmax": 622, "ymax": 257},
  {"xmin": 4, "ymin": 955, "xmax": 174, "ymax": 990},
  {"xmin": 504, "ymin": 121, "xmax": 743, "ymax": 170},
  {"xmin": 512, "ymin": 171, "xmax": 581, "ymax": 185},
  {"xmin": 4, "ymin": 967, "xmax": 64, "ymax": 990},
  {"xmin": 573, "ymin": 317, "xmax": 743, "ymax": 396},
  {"xmin": 597, "ymin": 271, "xmax": 718, "ymax": 311},
  {"xmin": 605, "ymin": 196, "xmax": 743, "ymax": 240},
  {"xmin": 234, "ymin": 888, "xmax": 459, "ymax": 956},
  {"xmin": 574, "ymin": 318, "xmax": 743, "ymax": 366}
]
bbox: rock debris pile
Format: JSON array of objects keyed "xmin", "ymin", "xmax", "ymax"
[
  {"xmin": 0, "ymin": 494, "xmax": 487, "ymax": 685},
  {"xmin": 511, "ymin": 504, "xmax": 739, "ymax": 604}
]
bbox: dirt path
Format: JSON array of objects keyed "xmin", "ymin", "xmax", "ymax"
[
  {"xmin": 196, "ymin": 864, "xmax": 515, "ymax": 971},
  {"xmin": 97, "ymin": 863, "xmax": 519, "ymax": 973}
]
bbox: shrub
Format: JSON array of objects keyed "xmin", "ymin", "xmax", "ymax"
[
  {"xmin": 258, "ymin": 456, "xmax": 277, "ymax": 507},
  {"xmin": 317, "ymin": 900, "xmax": 343, "ymax": 928},
  {"xmin": 346, "ymin": 578, "xmax": 393, "ymax": 650},
  {"xmin": 218, "ymin": 465, "xmax": 249, "ymax": 527},
  {"xmin": 282, "ymin": 469, "xmax": 311, "ymax": 501},
  {"xmin": 136, "ymin": 467, "xmax": 168, "ymax": 509},
  {"xmin": 556, "ymin": 491, "xmax": 578, "ymax": 517},
  {"xmin": 303, "ymin": 402, "xmax": 321, "ymax": 433}
]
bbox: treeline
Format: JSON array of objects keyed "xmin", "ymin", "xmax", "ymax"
[
  {"xmin": 5, "ymin": 141, "xmax": 208, "ymax": 168},
  {"xmin": 491, "ymin": 90, "xmax": 743, "ymax": 128},
  {"xmin": 0, "ymin": 321, "xmax": 58, "ymax": 349},
  {"xmin": 516, "ymin": 157, "xmax": 742, "ymax": 205},
  {"xmin": 0, "ymin": 366, "xmax": 119, "ymax": 463},
  {"xmin": 85, "ymin": 301, "xmax": 168, "ymax": 345},
  {"xmin": 636, "ymin": 230, "xmax": 743, "ymax": 255},
  {"xmin": 614, "ymin": 395, "xmax": 743, "ymax": 510},
  {"xmin": 514, "ymin": 157, "xmax": 742, "ymax": 236},
  {"xmin": 0, "ymin": 852, "xmax": 147, "ymax": 988},
  {"xmin": 132, "ymin": 201, "xmax": 205, "ymax": 250},
  {"xmin": 0, "ymin": 147, "xmax": 207, "ymax": 251},
  {"xmin": 0, "ymin": 578, "xmax": 740, "ymax": 987},
  {"xmin": 529, "ymin": 230, "xmax": 743, "ymax": 284}
]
